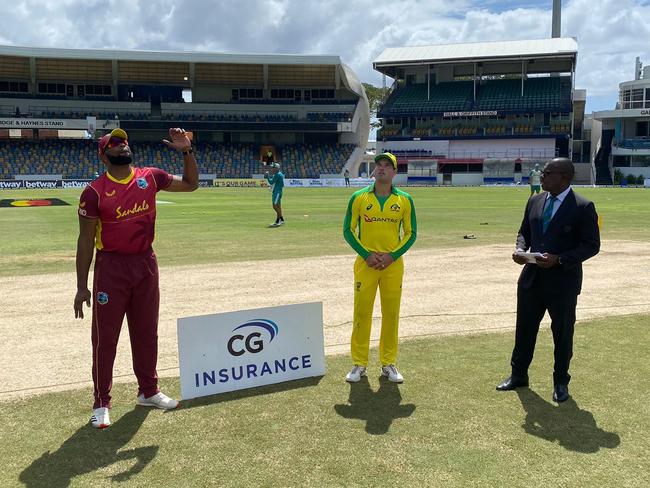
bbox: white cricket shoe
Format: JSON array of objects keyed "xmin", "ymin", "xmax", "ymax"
[
  {"xmin": 277, "ymin": 220, "xmax": 285, "ymax": 226},
  {"xmin": 381, "ymin": 364, "xmax": 404, "ymax": 383},
  {"xmin": 269, "ymin": 222, "xmax": 280, "ymax": 227},
  {"xmin": 90, "ymin": 407, "xmax": 111, "ymax": 429},
  {"xmin": 136, "ymin": 391, "xmax": 179, "ymax": 410},
  {"xmin": 345, "ymin": 365, "xmax": 367, "ymax": 383}
]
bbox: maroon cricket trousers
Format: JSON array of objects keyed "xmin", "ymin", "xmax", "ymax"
[{"xmin": 91, "ymin": 249, "xmax": 161, "ymax": 408}]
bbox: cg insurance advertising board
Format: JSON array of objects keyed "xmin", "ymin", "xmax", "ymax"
[{"xmin": 177, "ymin": 302, "xmax": 325, "ymax": 400}]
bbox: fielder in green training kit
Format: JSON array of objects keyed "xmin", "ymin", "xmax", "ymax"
[
  {"xmin": 343, "ymin": 152, "xmax": 417, "ymax": 383},
  {"xmin": 265, "ymin": 162, "xmax": 285, "ymax": 227},
  {"xmin": 529, "ymin": 164, "xmax": 542, "ymax": 195}
]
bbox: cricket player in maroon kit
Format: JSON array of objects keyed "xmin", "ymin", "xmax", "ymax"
[{"xmin": 74, "ymin": 127, "xmax": 198, "ymax": 429}]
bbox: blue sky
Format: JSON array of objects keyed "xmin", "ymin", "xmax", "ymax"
[
  {"xmin": 480, "ymin": 0, "xmax": 550, "ymax": 13},
  {"xmin": 1, "ymin": 0, "xmax": 649, "ymax": 113}
]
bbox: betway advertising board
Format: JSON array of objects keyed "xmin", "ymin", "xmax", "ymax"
[
  {"xmin": 0, "ymin": 179, "xmax": 92, "ymax": 189},
  {"xmin": 177, "ymin": 302, "xmax": 325, "ymax": 400},
  {"xmin": 0, "ymin": 179, "xmax": 213, "ymax": 189}
]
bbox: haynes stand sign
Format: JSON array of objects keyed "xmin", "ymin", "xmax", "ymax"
[{"xmin": 177, "ymin": 302, "xmax": 325, "ymax": 400}]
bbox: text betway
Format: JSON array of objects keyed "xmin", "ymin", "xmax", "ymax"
[
  {"xmin": 0, "ymin": 179, "xmax": 92, "ymax": 190},
  {"xmin": 0, "ymin": 181, "xmax": 22, "ymax": 189},
  {"xmin": 25, "ymin": 181, "xmax": 58, "ymax": 189}
]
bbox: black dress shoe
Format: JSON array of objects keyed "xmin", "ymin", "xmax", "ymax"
[
  {"xmin": 552, "ymin": 384, "xmax": 569, "ymax": 402},
  {"xmin": 496, "ymin": 375, "xmax": 529, "ymax": 391}
]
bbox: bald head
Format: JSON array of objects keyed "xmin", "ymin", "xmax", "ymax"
[
  {"xmin": 541, "ymin": 157, "xmax": 574, "ymax": 195},
  {"xmin": 548, "ymin": 158, "xmax": 574, "ymax": 178}
]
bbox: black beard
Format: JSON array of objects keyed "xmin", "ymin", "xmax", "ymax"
[{"xmin": 107, "ymin": 154, "xmax": 132, "ymax": 166}]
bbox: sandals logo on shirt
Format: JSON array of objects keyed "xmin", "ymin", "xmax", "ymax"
[
  {"xmin": 115, "ymin": 199, "xmax": 150, "ymax": 219},
  {"xmin": 136, "ymin": 177, "xmax": 148, "ymax": 189},
  {"xmin": 97, "ymin": 292, "xmax": 109, "ymax": 305}
]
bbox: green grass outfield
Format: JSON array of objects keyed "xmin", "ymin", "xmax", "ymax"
[
  {"xmin": 2, "ymin": 314, "xmax": 648, "ymax": 487},
  {"xmin": 0, "ymin": 186, "xmax": 648, "ymax": 277},
  {"xmin": 1, "ymin": 186, "xmax": 648, "ymax": 486}
]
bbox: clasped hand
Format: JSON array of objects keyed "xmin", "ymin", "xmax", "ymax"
[{"xmin": 366, "ymin": 252, "xmax": 394, "ymax": 270}]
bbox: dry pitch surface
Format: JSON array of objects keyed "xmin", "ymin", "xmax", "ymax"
[{"xmin": 1, "ymin": 240, "xmax": 648, "ymax": 402}]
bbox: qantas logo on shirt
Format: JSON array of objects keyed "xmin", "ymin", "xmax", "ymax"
[
  {"xmin": 363, "ymin": 214, "xmax": 400, "ymax": 223},
  {"xmin": 116, "ymin": 200, "xmax": 150, "ymax": 219}
]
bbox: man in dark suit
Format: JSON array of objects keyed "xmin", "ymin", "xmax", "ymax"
[{"xmin": 497, "ymin": 158, "xmax": 600, "ymax": 402}]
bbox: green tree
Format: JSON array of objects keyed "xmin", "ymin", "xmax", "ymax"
[
  {"xmin": 613, "ymin": 169, "xmax": 623, "ymax": 185},
  {"xmin": 362, "ymin": 83, "xmax": 390, "ymax": 130},
  {"xmin": 362, "ymin": 83, "xmax": 390, "ymax": 115}
]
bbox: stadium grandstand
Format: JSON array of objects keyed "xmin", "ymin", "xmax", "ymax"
[
  {"xmin": 369, "ymin": 38, "xmax": 592, "ymax": 185},
  {"xmin": 0, "ymin": 45, "xmax": 369, "ymax": 182},
  {"xmin": 590, "ymin": 57, "xmax": 650, "ymax": 185}
]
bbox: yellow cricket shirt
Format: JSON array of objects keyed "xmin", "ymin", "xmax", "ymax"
[{"xmin": 343, "ymin": 184, "xmax": 417, "ymax": 260}]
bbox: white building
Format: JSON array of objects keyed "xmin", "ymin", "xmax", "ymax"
[{"xmin": 592, "ymin": 58, "xmax": 650, "ymax": 183}]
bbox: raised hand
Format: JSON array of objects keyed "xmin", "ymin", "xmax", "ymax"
[{"xmin": 163, "ymin": 128, "xmax": 191, "ymax": 152}]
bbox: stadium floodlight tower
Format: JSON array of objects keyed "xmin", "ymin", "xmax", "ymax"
[
  {"xmin": 552, "ymin": 0, "xmax": 561, "ymax": 38},
  {"xmin": 372, "ymin": 37, "xmax": 592, "ymax": 186}
]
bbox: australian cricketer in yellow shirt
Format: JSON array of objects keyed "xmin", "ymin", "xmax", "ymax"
[{"xmin": 343, "ymin": 152, "xmax": 417, "ymax": 383}]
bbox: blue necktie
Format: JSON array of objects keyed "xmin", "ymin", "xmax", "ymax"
[{"xmin": 542, "ymin": 196, "xmax": 558, "ymax": 233}]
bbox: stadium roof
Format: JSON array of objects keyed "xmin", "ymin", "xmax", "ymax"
[
  {"xmin": 373, "ymin": 38, "xmax": 578, "ymax": 77},
  {"xmin": 375, "ymin": 38, "xmax": 577, "ymax": 65},
  {"xmin": 0, "ymin": 45, "xmax": 342, "ymax": 66}
]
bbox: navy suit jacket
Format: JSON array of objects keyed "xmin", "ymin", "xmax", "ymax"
[{"xmin": 516, "ymin": 189, "xmax": 600, "ymax": 295}]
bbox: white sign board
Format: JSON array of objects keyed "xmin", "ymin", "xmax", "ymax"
[
  {"xmin": 86, "ymin": 116, "xmax": 96, "ymax": 134},
  {"xmin": 0, "ymin": 118, "xmax": 119, "ymax": 130},
  {"xmin": 283, "ymin": 178, "xmax": 374, "ymax": 188},
  {"xmin": 177, "ymin": 302, "xmax": 325, "ymax": 400},
  {"xmin": 443, "ymin": 111, "xmax": 497, "ymax": 117}
]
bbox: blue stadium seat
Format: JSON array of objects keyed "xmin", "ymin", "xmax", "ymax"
[{"xmin": 0, "ymin": 140, "xmax": 356, "ymax": 179}]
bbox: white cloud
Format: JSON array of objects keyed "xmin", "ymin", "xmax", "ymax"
[{"xmin": 1, "ymin": 0, "xmax": 649, "ymax": 112}]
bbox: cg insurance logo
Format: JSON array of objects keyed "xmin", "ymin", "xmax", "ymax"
[{"xmin": 227, "ymin": 319, "xmax": 279, "ymax": 356}]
